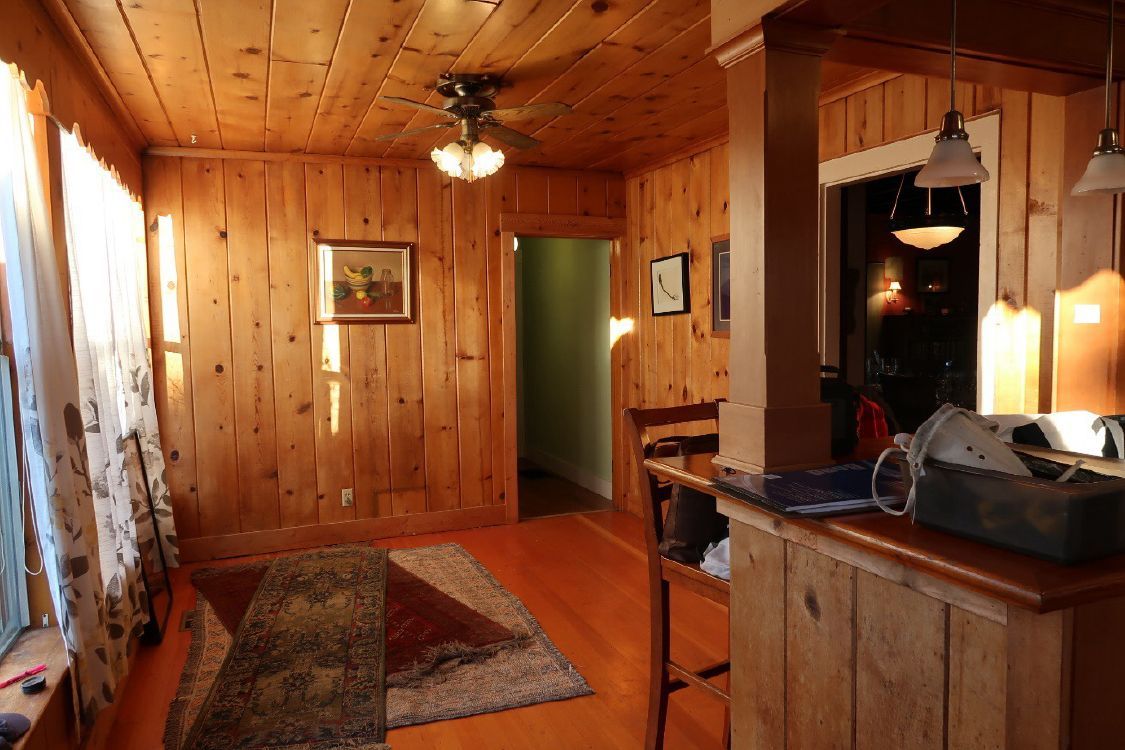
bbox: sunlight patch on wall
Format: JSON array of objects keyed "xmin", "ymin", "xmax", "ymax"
[
  {"xmin": 157, "ymin": 215, "xmax": 181, "ymax": 344},
  {"xmin": 610, "ymin": 317, "xmax": 634, "ymax": 348},
  {"xmin": 980, "ymin": 302, "xmax": 1040, "ymax": 415}
]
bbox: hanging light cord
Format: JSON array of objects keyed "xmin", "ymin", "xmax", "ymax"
[
  {"xmin": 949, "ymin": 0, "xmax": 958, "ymax": 112},
  {"xmin": 1106, "ymin": 0, "xmax": 1116, "ymax": 131}
]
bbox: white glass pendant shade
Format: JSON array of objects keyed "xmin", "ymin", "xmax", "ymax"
[
  {"xmin": 1072, "ymin": 129, "xmax": 1125, "ymax": 195},
  {"xmin": 915, "ymin": 131, "xmax": 989, "ymax": 188},
  {"xmin": 431, "ymin": 142, "xmax": 464, "ymax": 178},
  {"xmin": 891, "ymin": 226, "xmax": 965, "ymax": 250},
  {"xmin": 469, "ymin": 141, "xmax": 505, "ymax": 179}
]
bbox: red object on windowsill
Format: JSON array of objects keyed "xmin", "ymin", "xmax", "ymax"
[{"xmin": 0, "ymin": 663, "xmax": 46, "ymax": 689}]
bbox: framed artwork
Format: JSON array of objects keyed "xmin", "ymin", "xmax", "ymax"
[
  {"xmin": 917, "ymin": 258, "xmax": 951, "ymax": 294},
  {"xmin": 650, "ymin": 252, "xmax": 690, "ymax": 316},
  {"xmin": 311, "ymin": 239, "xmax": 417, "ymax": 323},
  {"xmin": 711, "ymin": 236, "xmax": 730, "ymax": 336}
]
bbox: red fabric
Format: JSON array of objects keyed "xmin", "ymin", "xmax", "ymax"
[{"xmin": 857, "ymin": 394, "xmax": 889, "ymax": 439}]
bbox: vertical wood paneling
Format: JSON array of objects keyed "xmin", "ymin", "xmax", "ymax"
[
  {"xmin": 150, "ymin": 156, "xmax": 623, "ymax": 542},
  {"xmin": 342, "ymin": 164, "xmax": 391, "ymax": 518},
  {"xmin": 381, "ymin": 167, "xmax": 428, "ymax": 515},
  {"xmin": 883, "ymin": 75, "xmax": 926, "ymax": 142},
  {"xmin": 819, "ymin": 99, "xmax": 847, "ymax": 161},
  {"xmin": 578, "ymin": 172, "xmax": 608, "ymax": 216},
  {"xmin": 997, "ymin": 91, "xmax": 1030, "ymax": 305},
  {"xmin": 305, "ymin": 163, "xmax": 355, "ymax": 524},
  {"xmin": 143, "ymin": 156, "xmax": 200, "ymax": 538},
  {"xmin": 845, "ymin": 86, "xmax": 883, "ymax": 152},
  {"xmin": 547, "ymin": 172, "xmax": 579, "ymax": 214},
  {"xmin": 1026, "ymin": 94, "xmax": 1064, "ymax": 412},
  {"xmin": 418, "ymin": 169, "xmax": 461, "ymax": 511},
  {"xmin": 785, "ymin": 544, "xmax": 855, "ymax": 750},
  {"xmin": 264, "ymin": 161, "xmax": 319, "ymax": 528},
  {"xmin": 855, "ymin": 571, "xmax": 946, "ymax": 750},
  {"xmin": 224, "ymin": 160, "xmax": 280, "ymax": 532},
  {"xmin": 947, "ymin": 607, "xmax": 1006, "ymax": 750},
  {"xmin": 1005, "ymin": 607, "xmax": 1070, "ymax": 750},
  {"xmin": 667, "ymin": 158, "xmax": 691, "ymax": 407},
  {"xmin": 181, "ymin": 158, "xmax": 240, "ymax": 536},
  {"xmin": 729, "ymin": 521, "xmax": 786, "ymax": 749},
  {"xmin": 486, "ymin": 168, "xmax": 516, "ymax": 507},
  {"xmin": 452, "ymin": 179, "xmax": 493, "ymax": 507},
  {"xmin": 687, "ymin": 152, "xmax": 711, "ymax": 404}
]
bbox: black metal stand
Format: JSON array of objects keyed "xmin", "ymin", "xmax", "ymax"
[{"xmin": 127, "ymin": 430, "xmax": 174, "ymax": 646}]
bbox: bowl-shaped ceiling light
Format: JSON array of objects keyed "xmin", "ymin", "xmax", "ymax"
[
  {"xmin": 1073, "ymin": 0, "xmax": 1125, "ymax": 195},
  {"xmin": 430, "ymin": 140, "xmax": 505, "ymax": 183},
  {"xmin": 915, "ymin": 0, "xmax": 990, "ymax": 189},
  {"xmin": 889, "ymin": 173, "xmax": 968, "ymax": 251}
]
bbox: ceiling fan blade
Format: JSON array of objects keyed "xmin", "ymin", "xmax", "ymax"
[
  {"xmin": 488, "ymin": 102, "xmax": 572, "ymax": 120},
  {"xmin": 483, "ymin": 125, "xmax": 540, "ymax": 150},
  {"xmin": 373, "ymin": 121, "xmax": 458, "ymax": 142},
  {"xmin": 378, "ymin": 96, "xmax": 457, "ymax": 118}
]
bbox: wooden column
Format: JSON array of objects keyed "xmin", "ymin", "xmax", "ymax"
[{"xmin": 712, "ymin": 18, "xmax": 833, "ymax": 473}]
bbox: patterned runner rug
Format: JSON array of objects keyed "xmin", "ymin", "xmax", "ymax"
[
  {"xmin": 180, "ymin": 546, "xmax": 390, "ymax": 750},
  {"xmin": 166, "ymin": 544, "xmax": 591, "ymax": 749}
]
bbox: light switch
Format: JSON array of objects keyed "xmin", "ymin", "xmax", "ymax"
[{"xmin": 1074, "ymin": 303, "xmax": 1101, "ymax": 325}]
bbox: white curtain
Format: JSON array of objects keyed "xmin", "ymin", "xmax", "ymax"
[
  {"xmin": 0, "ymin": 67, "xmax": 114, "ymax": 725},
  {"xmin": 61, "ymin": 127, "xmax": 182, "ymax": 683}
]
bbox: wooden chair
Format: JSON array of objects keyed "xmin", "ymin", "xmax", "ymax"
[{"xmin": 624, "ymin": 403, "xmax": 731, "ymax": 750}]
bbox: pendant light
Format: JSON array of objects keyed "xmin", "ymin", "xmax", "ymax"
[
  {"xmin": 915, "ymin": 0, "xmax": 990, "ymax": 188},
  {"xmin": 1073, "ymin": 0, "xmax": 1125, "ymax": 195},
  {"xmin": 889, "ymin": 174, "xmax": 968, "ymax": 250}
]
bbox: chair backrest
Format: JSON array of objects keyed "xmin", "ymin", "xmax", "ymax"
[{"xmin": 623, "ymin": 403, "xmax": 720, "ymax": 569}]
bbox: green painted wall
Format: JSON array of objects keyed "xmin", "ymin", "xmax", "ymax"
[{"xmin": 516, "ymin": 237, "xmax": 612, "ymax": 493}]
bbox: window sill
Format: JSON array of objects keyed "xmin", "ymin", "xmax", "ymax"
[{"xmin": 0, "ymin": 628, "xmax": 72, "ymax": 749}]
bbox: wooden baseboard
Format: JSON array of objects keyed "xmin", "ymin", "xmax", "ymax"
[{"xmin": 179, "ymin": 505, "xmax": 508, "ymax": 562}]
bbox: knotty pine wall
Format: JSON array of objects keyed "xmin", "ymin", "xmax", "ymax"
[
  {"xmin": 143, "ymin": 155, "xmax": 623, "ymax": 559},
  {"xmin": 617, "ymin": 73, "xmax": 1125, "ymax": 515}
]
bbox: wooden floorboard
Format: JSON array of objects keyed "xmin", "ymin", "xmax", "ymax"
[{"xmin": 106, "ymin": 512, "xmax": 728, "ymax": 749}]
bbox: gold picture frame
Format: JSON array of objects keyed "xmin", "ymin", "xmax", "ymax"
[{"xmin": 310, "ymin": 238, "xmax": 417, "ymax": 324}]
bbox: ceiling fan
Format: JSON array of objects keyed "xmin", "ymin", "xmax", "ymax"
[{"xmin": 377, "ymin": 73, "xmax": 572, "ymax": 181}]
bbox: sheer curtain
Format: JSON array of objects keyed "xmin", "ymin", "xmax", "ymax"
[
  {"xmin": 0, "ymin": 67, "xmax": 114, "ymax": 725},
  {"xmin": 60, "ymin": 128, "xmax": 181, "ymax": 683}
]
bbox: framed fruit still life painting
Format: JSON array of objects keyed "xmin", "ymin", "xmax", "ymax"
[{"xmin": 311, "ymin": 239, "xmax": 416, "ymax": 323}]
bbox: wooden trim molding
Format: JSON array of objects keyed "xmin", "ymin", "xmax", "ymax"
[
  {"xmin": 145, "ymin": 146, "xmax": 433, "ymax": 169},
  {"xmin": 179, "ymin": 505, "xmax": 507, "ymax": 562},
  {"xmin": 710, "ymin": 19, "xmax": 840, "ymax": 69},
  {"xmin": 498, "ymin": 213, "xmax": 626, "ymax": 238}
]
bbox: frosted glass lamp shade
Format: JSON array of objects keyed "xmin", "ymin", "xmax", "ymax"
[
  {"xmin": 891, "ymin": 226, "xmax": 965, "ymax": 250},
  {"xmin": 915, "ymin": 137, "xmax": 989, "ymax": 188},
  {"xmin": 1072, "ymin": 129, "xmax": 1125, "ymax": 195}
]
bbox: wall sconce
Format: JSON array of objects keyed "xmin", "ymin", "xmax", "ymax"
[{"xmin": 886, "ymin": 280, "xmax": 902, "ymax": 303}]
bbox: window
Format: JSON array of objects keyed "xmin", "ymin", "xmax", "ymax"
[{"xmin": 0, "ymin": 356, "xmax": 26, "ymax": 657}]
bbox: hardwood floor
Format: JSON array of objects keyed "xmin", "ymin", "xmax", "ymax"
[
  {"xmin": 106, "ymin": 512, "xmax": 728, "ymax": 749},
  {"xmin": 518, "ymin": 464, "xmax": 614, "ymax": 519}
]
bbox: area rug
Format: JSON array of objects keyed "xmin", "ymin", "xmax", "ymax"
[
  {"xmin": 166, "ymin": 544, "xmax": 591, "ymax": 749},
  {"xmin": 179, "ymin": 547, "xmax": 390, "ymax": 750}
]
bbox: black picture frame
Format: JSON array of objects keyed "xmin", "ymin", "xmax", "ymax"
[
  {"xmin": 650, "ymin": 252, "xmax": 691, "ymax": 316},
  {"xmin": 917, "ymin": 258, "xmax": 951, "ymax": 294},
  {"xmin": 711, "ymin": 237, "xmax": 730, "ymax": 334}
]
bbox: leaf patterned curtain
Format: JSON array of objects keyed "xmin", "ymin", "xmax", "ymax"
[
  {"xmin": 0, "ymin": 68, "xmax": 115, "ymax": 726},
  {"xmin": 60, "ymin": 129, "xmax": 181, "ymax": 704}
]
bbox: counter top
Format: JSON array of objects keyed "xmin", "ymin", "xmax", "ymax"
[{"xmin": 646, "ymin": 451, "xmax": 1125, "ymax": 613}]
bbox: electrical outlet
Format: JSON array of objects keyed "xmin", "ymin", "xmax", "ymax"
[
  {"xmin": 341, "ymin": 488, "xmax": 354, "ymax": 507},
  {"xmin": 41, "ymin": 613, "xmax": 49, "ymax": 629}
]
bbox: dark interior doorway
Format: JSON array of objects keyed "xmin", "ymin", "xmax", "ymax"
[{"xmin": 839, "ymin": 168, "xmax": 981, "ymax": 433}]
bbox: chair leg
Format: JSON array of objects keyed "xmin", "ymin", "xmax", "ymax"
[
  {"xmin": 722, "ymin": 707, "xmax": 731, "ymax": 749},
  {"xmin": 645, "ymin": 579, "xmax": 671, "ymax": 750}
]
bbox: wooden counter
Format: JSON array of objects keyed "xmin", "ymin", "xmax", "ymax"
[{"xmin": 646, "ymin": 452, "xmax": 1125, "ymax": 750}]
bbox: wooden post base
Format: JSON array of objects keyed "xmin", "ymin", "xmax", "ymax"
[{"xmin": 713, "ymin": 400, "xmax": 832, "ymax": 474}]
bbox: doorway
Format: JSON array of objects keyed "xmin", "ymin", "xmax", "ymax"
[
  {"xmin": 838, "ymin": 169, "xmax": 981, "ymax": 432},
  {"xmin": 515, "ymin": 236, "xmax": 614, "ymax": 520}
]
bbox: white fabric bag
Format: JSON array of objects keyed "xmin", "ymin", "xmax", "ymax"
[
  {"xmin": 701, "ymin": 538, "xmax": 731, "ymax": 581},
  {"xmin": 990, "ymin": 410, "xmax": 1125, "ymax": 459},
  {"xmin": 872, "ymin": 404, "xmax": 1031, "ymax": 517}
]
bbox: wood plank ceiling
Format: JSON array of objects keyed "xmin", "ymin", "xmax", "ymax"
[{"xmin": 56, "ymin": 0, "xmax": 735, "ymax": 172}]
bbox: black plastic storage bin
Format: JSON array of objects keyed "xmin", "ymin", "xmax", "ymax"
[{"xmin": 904, "ymin": 456, "xmax": 1125, "ymax": 565}]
